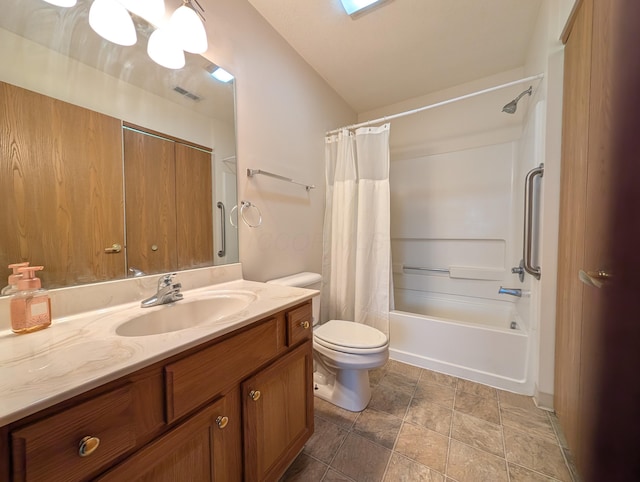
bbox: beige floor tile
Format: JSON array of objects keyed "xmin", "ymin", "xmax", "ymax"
[
  {"xmin": 386, "ymin": 360, "xmax": 423, "ymax": 381},
  {"xmin": 315, "ymin": 397, "xmax": 359, "ymax": 430},
  {"xmin": 501, "ymin": 405, "xmax": 557, "ymax": 442},
  {"xmin": 368, "ymin": 382, "xmax": 413, "ymax": 418},
  {"xmin": 323, "ymin": 469, "xmax": 356, "ymax": 481},
  {"xmin": 331, "ymin": 432, "xmax": 391, "ymax": 482},
  {"xmin": 457, "ymin": 378, "xmax": 498, "ymax": 399},
  {"xmin": 414, "ymin": 379, "xmax": 456, "ymax": 409},
  {"xmin": 280, "ymin": 453, "xmax": 328, "ymax": 481},
  {"xmin": 383, "ymin": 454, "xmax": 445, "ymax": 481},
  {"xmin": 446, "ymin": 439, "xmax": 509, "ymax": 482},
  {"xmin": 303, "ymin": 416, "xmax": 348, "ymax": 464},
  {"xmin": 451, "ymin": 411, "xmax": 504, "ymax": 457},
  {"xmin": 508, "ymin": 463, "xmax": 560, "ymax": 481},
  {"xmin": 394, "ymin": 422, "xmax": 448, "ymax": 473},
  {"xmin": 353, "ymin": 408, "xmax": 403, "ymax": 449},
  {"xmin": 369, "ymin": 367, "xmax": 387, "ymax": 387},
  {"xmin": 405, "ymin": 398, "xmax": 452, "ymax": 435},
  {"xmin": 498, "ymin": 390, "xmax": 539, "ymax": 412},
  {"xmin": 381, "ymin": 371, "xmax": 419, "ymax": 392},
  {"xmin": 503, "ymin": 426, "xmax": 572, "ymax": 482},
  {"xmin": 419, "ymin": 369, "xmax": 458, "ymax": 388},
  {"xmin": 548, "ymin": 412, "xmax": 569, "ymax": 449},
  {"xmin": 454, "ymin": 390, "xmax": 500, "ymax": 424}
]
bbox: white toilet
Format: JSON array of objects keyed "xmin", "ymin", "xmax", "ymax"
[{"xmin": 267, "ymin": 272, "xmax": 389, "ymax": 412}]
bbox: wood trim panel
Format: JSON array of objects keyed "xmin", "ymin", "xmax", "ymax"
[
  {"xmin": 561, "ymin": 0, "xmax": 584, "ymax": 44},
  {"xmin": 122, "ymin": 122, "xmax": 211, "ymax": 152}
]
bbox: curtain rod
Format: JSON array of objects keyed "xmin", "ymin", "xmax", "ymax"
[{"xmin": 326, "ymin": 73, "xmax": 545, "ymax": 136}]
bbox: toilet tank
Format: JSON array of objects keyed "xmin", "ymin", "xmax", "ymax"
[{"xmin": 267, "ymin": 272, "xmax": 322, "ymax": 325}]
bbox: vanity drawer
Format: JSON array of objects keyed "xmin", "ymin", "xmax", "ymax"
[
  {"xmin": 11, "ymin": 385, "xmax": 136, "ymax": 482},
  {"xmin": 286, "ymin": 302, "xmax": 313, "ymax": 346},
  {"xmin": 165, "ymin": 317, "xmax": 278, "ymax": 423}
]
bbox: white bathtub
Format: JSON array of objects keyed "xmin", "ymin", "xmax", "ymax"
[{"xmin": 390, "ymin": 290, "xmax": 533, "ymax": 394}]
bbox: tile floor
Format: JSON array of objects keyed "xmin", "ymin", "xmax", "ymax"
[{"xmin": 281, "ymin": 360, "xmax": 579, "ymax": 482}]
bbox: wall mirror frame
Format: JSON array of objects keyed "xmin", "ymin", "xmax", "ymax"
[{"xmin": 0, "ymin": 0, "xmax": 239, "ymax": 291}]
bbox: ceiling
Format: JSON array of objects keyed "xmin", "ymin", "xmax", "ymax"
[{"xmin": 247, "ymin": 0, "xmax": 543, "ymax": 113}]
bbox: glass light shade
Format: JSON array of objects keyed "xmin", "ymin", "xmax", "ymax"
[
  {"xmin": 89, "ymin": 0, "xmax": 137, "ymax": 46},
  {"xmin": 42, "ymin": 0, "xmax": 77, "ymax": 6},
  {"xmin": 147, "ymin": 27, "xmax": 185, "ymax": 69},
  {"xmin": 119, "ymin": 0, "xmax": 165, "ymax": 27},
  {"xmin": 169, "ymin": 5, "xmax": 207, "ymax": 54}
]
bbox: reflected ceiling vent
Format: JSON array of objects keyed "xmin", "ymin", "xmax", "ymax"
[{"xmin": 173, "ymin": 86, "xmax": 202, "ymax": 101}]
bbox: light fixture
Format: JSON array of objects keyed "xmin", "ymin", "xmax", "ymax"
[
  {"xmin": 89, "ymin": 0, "xmax": 137, "ymax": 46},
  {"xmin": 169, "ymin": 1, "xmax": 208, "ymax": 54},
  {"xmin": 119, "ymin": 0, "xmax": 165, "ymax": 27},
  {"xmin": 339, "ymin": 0, "xmax": 385, "ymax": 16},
  {"xmin": 209, "ymin": 67, "xmax": 234, "ymax": 83},
  {"xmin": 42, "ymin": 0, "xmax": 77, "ymax": 7},
  {"xmin": 147, "ymin": 27, "xmax": 185, "ymax": 69}
]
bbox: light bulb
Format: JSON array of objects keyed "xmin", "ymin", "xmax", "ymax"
[
  {"xmin": 89, "ymin": 0, "xmax": 137, "ymax": 46},
  {"xmin": 147, "ymin": 27, "xmax": 185, "ymax": 69},
  {"xmin": 169, "ymin": 5, "xmax": 207, "ymax": 54}
]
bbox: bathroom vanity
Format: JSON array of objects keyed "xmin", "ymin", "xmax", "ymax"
[{"xmin": 0, "ymin": 274, "xmax": 315, "ymax": 481}]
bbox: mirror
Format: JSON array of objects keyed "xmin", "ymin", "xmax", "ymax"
[{"xmin": 0, "ymin": 0, "xmax": 239, "ymax": 290}]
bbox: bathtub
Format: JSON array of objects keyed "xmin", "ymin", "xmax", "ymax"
[{"xmin": 389, "ymin": 289, "xmax": 533, "ymax": 394}]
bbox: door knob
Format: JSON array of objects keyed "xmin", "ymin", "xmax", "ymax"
[
  {"xmin": 249, "ymin": 390, "xmax": 261, "ymax": 401},
  {"xmin": 216, "ymin": 415, "xmax": 229, "ymax": 429},
  {"xmin": 104, "ymin": 243, "xmax": 122, "ymax": 254},
  {"xmin": 579, "ymin": 269, "xmax": 613, "ymax": 289}
]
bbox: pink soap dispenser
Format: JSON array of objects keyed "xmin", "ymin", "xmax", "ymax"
[
  {"xmin": 10, "ymin": 266, "xmax": 52, "ymax": 334},
  {"xmin": 1, "ymin": 262, "xmax": 30, "ymax": 296}
]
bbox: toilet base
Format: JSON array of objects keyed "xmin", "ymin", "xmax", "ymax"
[{"xmin": 313, "ymin": 367, "xmax": 372, "ymax": 412}]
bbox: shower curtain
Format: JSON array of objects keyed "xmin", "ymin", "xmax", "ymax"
[{"xmin": 321, "ymin": 124, "xmax": 391, "ymax": 335}]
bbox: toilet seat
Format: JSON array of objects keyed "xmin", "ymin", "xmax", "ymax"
[{"xmin": 314, "ymin": 320, "xmax": 388, "ymax": 355}]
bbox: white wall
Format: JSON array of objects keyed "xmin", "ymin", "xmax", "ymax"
[{"xmin": 201, "ymin": 0, "xmax": 356, "ymax": 282}]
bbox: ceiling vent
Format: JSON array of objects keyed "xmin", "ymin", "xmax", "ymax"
[{"xmin": 173, "ymin": 86, "xmax": 202, "ymax": 101}]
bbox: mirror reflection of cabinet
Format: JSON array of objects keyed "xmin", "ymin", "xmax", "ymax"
[
  {"xmin": 123, "ymin": 126, "xmax": 213, "ymax": 276},
  {"xmin": 0, "ymin": 82, "xmax": 125, "ymax": 288}
]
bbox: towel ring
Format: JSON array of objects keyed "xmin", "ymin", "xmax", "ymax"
[{"xmin": 230, "ymin": 201, "xmax": 262, "ymax": 228}]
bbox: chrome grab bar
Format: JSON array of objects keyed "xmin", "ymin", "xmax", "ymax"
[
  {"xmin": 217, "ymin": 202, "xmax": 226, "ymax": 257},
  {"xmin": 402, "ymin": 266, "xmax": 450, "ymax": 273},
  {"xmin": 523, "ymin": 163, "xmax": 544, "ymax": 279}
]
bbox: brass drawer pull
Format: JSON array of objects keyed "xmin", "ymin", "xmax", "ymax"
[
  {"xmin": 104, "ymin": 243, "xmax": 122, "ymax": 254},
  {"xmin": 216, "ymin": 416, "xmax": 229, "ymax": 429},
  {"xmin": 78, "ymin": 436, "xmax": 100, "ymax": 457},
  {"xmin": 249, "ymin": 390, "xmax": 261, "ymax": 401},
  {"xmin": 300, "ymin": 320, "xmax": 310, "ymax": 330}
]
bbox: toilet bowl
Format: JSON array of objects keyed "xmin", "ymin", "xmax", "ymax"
[{"xmin": 267, "ymin": 273, "xmax": 389, "ymax": 412}]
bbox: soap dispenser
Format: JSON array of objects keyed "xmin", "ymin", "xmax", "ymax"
[
  {"xmin": 1, "ymin": 262, "xmax": 30, "ymax": 296},
  {"xmin": 10, "ymin": 266, "xmax": 52, "ymax": 334}
]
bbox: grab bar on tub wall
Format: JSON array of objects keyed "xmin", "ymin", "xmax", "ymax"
[
  {"xmin": 523, "ymin": 163, "xmax": 544, "ymax": 279},
  {"xmin": 217, "ymin": 202, "xmax": 226, "ymax": 257},
  {"xmin": 402, "ymin": 266, "xmax": 450, "ymax": 273}
]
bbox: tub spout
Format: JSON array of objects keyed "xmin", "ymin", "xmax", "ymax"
[{"xmin": 498, "ymin": 286, "xmax": 522, "ymax": 297}]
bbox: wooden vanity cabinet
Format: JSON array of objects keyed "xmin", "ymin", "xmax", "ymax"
[{"xmin": 2, "ymin": 300, "xmax": 313, "ymax": 482}]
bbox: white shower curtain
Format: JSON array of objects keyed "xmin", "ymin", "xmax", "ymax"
[{"xmin": 321, "ymin": 124, "xmax": 390, "ymax": 335}]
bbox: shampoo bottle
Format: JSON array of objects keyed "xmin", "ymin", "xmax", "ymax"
[
  {"xmin": 10, "ymin": 266, "xmax": 52, "ymax": 334},
  {"xmin": 1, "ymin": 262, "xmax": 30, "ymax": 296}
]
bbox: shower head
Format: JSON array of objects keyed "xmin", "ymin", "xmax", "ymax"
[{"xmin": 502, "ymin": 86, "xmax": 533, "ymax": 114}]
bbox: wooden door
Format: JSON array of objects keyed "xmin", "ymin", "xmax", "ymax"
[
  {"xmin": 555, "ymin": 0, "xmax": 614, "ymax": 476},
  {"xmin": 243, "ymin": 342, "xmax": 314, "ymax": 482},
  {"xmin": 175, "ymin": 143, "xmax": 213, "ymax": 269},
  {"xmin": 97, "ymin": 394, "xmax": 240, "ymax": 481},
  {"xmin": 123, "ymin": 128, "xmax": 177, "ymax": 275},
  {"xmin": 0, "ymin": 82, "xmax": 125, "ymax": 287}
]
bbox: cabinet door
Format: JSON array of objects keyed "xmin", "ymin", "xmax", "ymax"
[
  {"xmin": 175, "ymin": 142, "xmax": 213, "ymax": 269},
  {"xmin": 97, "ymin": 393, "xmax": 240, "ymax": 481},
  {"xmin": 123, "ymin": 128, "xmax": 177, "ymax": 275},
  {"xmin": 243, "ymin": 341, "xmax": 314, "ymax": 482}
]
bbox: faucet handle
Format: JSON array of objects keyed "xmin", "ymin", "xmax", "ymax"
[{"xmin": 158, "ymin": 273, "xmax": 177, "ymax": 289}]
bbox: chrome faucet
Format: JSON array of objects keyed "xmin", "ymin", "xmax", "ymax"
[
  {"xmin": 141, "ymin": 273, "xmax": 183, "ymax": 308},
  {"xmin": 498, "ymin": 286, "xmax": 522, "ymax": 297}
]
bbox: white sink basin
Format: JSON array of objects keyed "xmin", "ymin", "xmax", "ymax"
[{"xmin": 116, "ymin": 291, "xmax": 257, "ymax": 337}]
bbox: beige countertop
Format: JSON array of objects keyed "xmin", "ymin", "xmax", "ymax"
[{"xmin": 0, "ymin": 278, "xmax": 316, "ymax": 426}]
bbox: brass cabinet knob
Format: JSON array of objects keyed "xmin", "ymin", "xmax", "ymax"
[
  {"xmin": 78, "ymin": 436, "xmax": 100, "ymax": 457},
  {"xmin": 579, "ymin": 269, "xmax": 613, "ymax": 288},
  {"xmin": 300, "ymin": 320, "xmax": 310, "ymax": 329},
  {"xmin": 104, "ymin": 243, "xmax": 122, "ymax": 254},
  {"xmin": 216, "ymin": 416, "xmax": 229, "ymax": 429},
  {"xmin": 249, "ymin": 390, "xmax": 261, "ymax": 401}
]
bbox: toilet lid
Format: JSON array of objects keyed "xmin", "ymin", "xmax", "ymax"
[{"xmin": 314, "ymin": 320, "xmax": 388, "ymax": 349}]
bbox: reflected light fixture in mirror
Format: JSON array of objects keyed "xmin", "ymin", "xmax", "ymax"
[
  {"xmin": 170, "ymin": 1, "xmax": 208, "ymax": 54},
  {"xmin": 119, "ymin": 0, "xmax": 165, "ymax": 27},
  {"xmin": 206, "ymin": 64, "xmax": 235, "ymax": 83},
  {"xmin": 88, "ymin": 0, "xmax": 137, "ymax": 46},
  {"xmin": 148, "ymin": 26, "xmax": 186, "ymax": 69},
  {"xmin": 42, "ymin": 0, "xmax": 76, "ymax": 6}
]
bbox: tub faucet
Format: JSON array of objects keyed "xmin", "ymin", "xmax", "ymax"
[
  {"xmin": 141, "ymin": 273, "xmax": 183, "ymax": 308},
  {"xmin": 498, "ymin": 286, "xmax": 522, "ymax": 297}
]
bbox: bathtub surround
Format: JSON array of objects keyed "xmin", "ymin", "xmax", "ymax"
[{"xmin": 322, "ymin": 124, "xmax": 391, "ymax": 335}]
